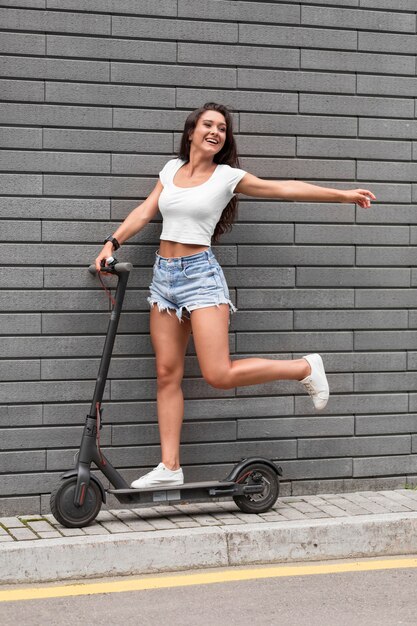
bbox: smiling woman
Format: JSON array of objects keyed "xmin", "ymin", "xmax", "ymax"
[{"xmin": 94, "ymin": 102, "xmax": 375, "ymax": 490}]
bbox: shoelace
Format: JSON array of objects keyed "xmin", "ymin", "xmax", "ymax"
[{"xmin": 303, "ymin": 380, "xmax": 316, "ymax": 396}]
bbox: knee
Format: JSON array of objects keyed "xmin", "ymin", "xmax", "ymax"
[
  {"xmin": 203, "ymin": 369, "xmax": 232, "ymax": 390},
  {"xmin": 156, "ymin": 363, "xmax": 183, "ymax": 387}
]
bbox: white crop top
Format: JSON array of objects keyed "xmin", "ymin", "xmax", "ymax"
[{"xmin": 158, "ymin": 158, "xmax": 247, "ymax": 246}]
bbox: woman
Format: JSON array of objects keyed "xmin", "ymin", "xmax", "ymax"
[{"xmin": 95, "ymin": 102, "xmax": 375, "ymax": 488}]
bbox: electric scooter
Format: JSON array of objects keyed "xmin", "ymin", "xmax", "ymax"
[{"xmin": 50, "ymin": 259, "xmax": 282, "ymax": 528}]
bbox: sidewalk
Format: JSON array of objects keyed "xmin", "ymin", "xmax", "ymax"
[{"xmin": 2, "ymin": 489, "xmax": 417, "ymax": 584}]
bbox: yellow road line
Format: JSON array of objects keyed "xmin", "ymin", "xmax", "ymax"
[{"xmin": 2, "ymin": 558, "xmax": 417, "ymax": 603}]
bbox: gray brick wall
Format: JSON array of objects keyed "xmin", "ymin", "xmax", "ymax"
[{"xmin": 1, "ymin": 0, "xmax": 417, "ymax": 515}]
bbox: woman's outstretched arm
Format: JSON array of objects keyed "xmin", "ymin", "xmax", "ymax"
[{"xmin": 234, "ymin": 173, "xmax": 376, "ymax": 208}]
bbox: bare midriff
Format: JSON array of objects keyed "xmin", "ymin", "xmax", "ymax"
[{"xmin": 158, "ymin": 240, "xmax": 209, "ymax": 259}]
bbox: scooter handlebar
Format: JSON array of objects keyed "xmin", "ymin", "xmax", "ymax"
[{"xmin": 88, "ymin": 262, "xmax": 132, "ymax": 275}]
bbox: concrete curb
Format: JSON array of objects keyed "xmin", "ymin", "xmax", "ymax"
[{"xmin": 2, "ymin": 512, "xmax": 417, "ymax": 584}]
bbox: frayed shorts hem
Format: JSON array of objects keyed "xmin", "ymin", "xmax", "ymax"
[{"xmin": 147, "ymin": 296, "xmax": 238, "ymax": 323}]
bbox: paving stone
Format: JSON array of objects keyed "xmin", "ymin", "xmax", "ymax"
[
  {"xmin": 189, "ymin": 514, "xmax": 225, "ymax": 526},
  {"xmin": 258, "ymin": 513, "xmax": 287, "ymax": 522},
  {"xmin": 82, "ymin": 524, "xmax": 110, "ymax": 535},
  {"xmin": 0, "ymin": 526, "xmax": 9, "ymax": 535},
  {"xmin": 146, "ymin": 518, "xmax": 177, "ymax": 530},
  {"xmin": 305, "ymin": 511, "xmax": 331, "ymax": 519},
  {"xmin": 27, "ymin": 521, "xmax": 54, "ymax": 532},
  {"xmin": 363, "ymin": 492, "xmax": 411, "ymax": 513},
  {"xmin": 320, "ymin": 496, "xmax": 370, "ymax": 516},
  {"xmin": 342, "ymin": 492, "xmax": 390, "ymax": 514},
  {"xmin": 275, "ymin": 507, "xmax": 307, "ymax": 520},
  {"xmin": 0, "ymin": 535, "xmax": 14, "ymax": 542},
  {"xmin": 37, "ymin": 531, "xmax": 63, "ymax": 539},
  {"xmin": 315, "ymin": 504, "xmax": 347, "ymax": 518},
  {"xmin": 99, "ymin": 520, "xmax": 133, "ymax": 533},
  {"xmin": 9, "ymin": 527, "xmax": 38, "ymax": 541},
  {"xmin": 289, "ymin": 501, "xmax": 324, "ymax": 514},
  {"xmin": 96, "ymin": 511, "xmax": 118, "ymax": 522},
  {"xmin": 379, "ymin": 490, "xmax": 417, "ymax": 511},
  {"xmin": 0, "ymin": 517, "xmax": 25, "ymax": 528},
  {"xmin": 54, "ymin": 526, "xmax": 85, "ymax": 537}
]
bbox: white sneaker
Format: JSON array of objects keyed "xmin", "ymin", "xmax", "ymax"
[
  {"xmin": 300, "ymin": 354, "xmax": 329, "ymax": 411},
  {"xmin": 130, "ymin": 462, "xmax": 184, "ymax": 489}
]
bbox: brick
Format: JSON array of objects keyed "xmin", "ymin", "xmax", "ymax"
[
  {"xmin": 241, "ymin": 156, "xmax": 355, "ymax": 180},
  {"xmin": 361, "ymin": 0, "xmax": 417, "ymax": 11},
  {"xmin": 238, "ymin": 68, "xmax": 355, "ymax": 94},
  {"xmin": 358, "ymin": 161, "xmax": 417, "ymax": 182},
  {"xmin": 295, "ymin": 393, "xmax": 409, "ymax": 416},
  {"xmin": 47, "ymin": 0, "xmax": 177, "ymax": 15},
  {"xmin": 112, "ymin": 421, "xmax": 236, "ymax": 446},
  {"xmin": 179, "ymin": 43, "xmax": 299, "ymax": 69},
  {"xmin": 43, "ymin": 129, "xmax": 171, "ymax": 153},
  {"xmin": 354, "ymin": 455, "xmax": 417, "ymax": 477},
  {"xmin": 356, "ymin": 247, "xmax": 416, "ymax": 266},
  {"xmin": 355, "ymin": 331, "xmax": 417, "ymax": 351},
  {"xmin": 46, "ymin": 82, "xmax": 174, "ymax": 108},
  {"xmin": 240, "ymin": 113, "xmax": 357, "ymax": 137},
  {"xmin": 112, "ymin": 16, "xmax": 238, "ymax": 43},
  {"xmin": 0, "ymin": 55, "xmax": 109, "ymax": 82},
  {"xmin": 301, "ymin": 49, "xmax": 415, "ymax": 75},
  {"xmin": 280, "ymin": 458, "xmax": 352, "ymax": 480},
  {"xmin": 238, "ymin": 416, "xmax": 353, "ymax": 439},
  {"xmin": 300, "ymin": 94, "xmax": 414, "ymax": 118},
  {"xmin": 237, "ymin": 289, "xmax": 354, "ymax": 310},
  {"xmin": 0, "ymin": 126, "xmax": 42, "ymax": 149},
  {"xmin": 0, "ymin": 103, "xmax": 112, "ymax": 128},
  {"xmin": 238, "ymin": 245, "xmax": 355, "ymax": 266},
  {"xmin": 295, "ymin": 224, "xmax": 409, "ymax": 245},
  {"xmin": 236, "ymin": 136, "xmax": 295, "ymax": 157},
  {"xmin": 236, "ymin": 331, "xmax": 353, "ymax": 353},
  {"xmin": 356, "ymin": 291, "xmax": 417, "ymax": 309},
  {"xmin": 294, "ymin": 310, "xmax": 407, "ymax": 330},
  {"xmin": 177, "ymin": 88, "xmax": 298, "ymax": 114},
  {"xmin": 0, "ymin": 360, "xmax": 40, "ymax": 381},
  {"xmin": 301, "ymin": 6, "xmax": 416, "ymax": 33},
  {"xmin": 354, "ymin": 372, "xmax": 417, "ymax": 393},
  {"xmin": 356, "ymin": 205, "xmax": 417, "ymax": 225},
  {"xmin": 0, "ymin": 174, "xmax": 42, "ymax": 196},
  {"xmin": 299, "ymin": 436, "xmax": 410, "ymax": 459},
  {"xmin": 0, "ymin": 150, "xmax": 109, "ymax": 174},
  {"xmin": 43, "ymin": 175, "xmax": 156, "ymax": 198},
  {"xmin": 220, "ymin": 224, "xmax": 294, "ymax": 245},
  {"xmin": 358, "ymin": 31, "xmax": 417, "ymax": 54},
  {"xmin": 1, "ymin": 79, "xmax": 44, "ymax": 102},
  {"xmin": 0, "ymin": 451, "xmax": 45, "ymax": 473},
  {"xmin": 238, "ymin": 201, "xmax": 355, "ymax": 223},
  {"xmin": 0, "ymin": 404, "xmax": 42, "ymax": 427},
  {"xmin": 231, "ymin": 311, "xmax": 293, "ymax": 331},
  {"xmin": 178, "ymin": 0, "xmax": 300, "ymax": 23},
  {"xmin": 239, "ymin": 23, "xmax": 356, "ymax": 50},
  {"xmin": 360, "ymin": 117, "xmax": 417, "ymax": 140},
  {"xmin": 358, "ymin": 75, "xmax": 417, "ymax": 98},
  {"xmin": 47, "ymin": 34, "xmax": 176, "ymax": 61},
  {"xmin": 297, "ymin": 137, "xmax": 411, "ymax": 161},
  {"xmin": 0, "ymin": 381, "xmax": 110, "ymax": 403},
  {"xmin": 111, "ymin": 60, "xmax": 234, "ymax": 89},
  {"xmin": 356, "ymin": 414, "xmax": 417, "ymax": 436},
  {"xmin": 0, "ymin": 8, "xmax": 111, "ymax": 34},
  {"xmin": 297, "ymin": 268, "xmax": 410, "ymax": 288}
]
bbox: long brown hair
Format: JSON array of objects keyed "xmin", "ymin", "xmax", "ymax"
[{"xmin": 178, "ymin": 103, "xmax": 241, "ymax": 244}]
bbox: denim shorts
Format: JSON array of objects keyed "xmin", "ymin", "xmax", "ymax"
[{"xmin": 147, "ymin": 247, "xmax": 237, "ymax": 323}]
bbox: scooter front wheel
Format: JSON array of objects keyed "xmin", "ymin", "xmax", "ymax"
[
  {"xmin": 50, "ymin": 477, "xmax": 102, "ymax": 528},
  {"xmin": 233, "ymin": 463, "xmax": 279, "ymax": 514}
]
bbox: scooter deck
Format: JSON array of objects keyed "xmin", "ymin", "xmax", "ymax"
[{"xmin": 108, "ymin": 480, "xmax": 235, "ymax": 494}]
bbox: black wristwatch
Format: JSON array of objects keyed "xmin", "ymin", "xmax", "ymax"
[{"xmin": 103, "ymin": 235, "xmax": 120, "ymax": 250}]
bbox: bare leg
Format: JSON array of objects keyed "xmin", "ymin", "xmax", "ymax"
[
  {"xmin": 191, "ymin": 305, "xmax": 311, "ymax": 389},
  {"xmin": 149, "ymin": 306, "xmax": 192, "ymax": 469}
]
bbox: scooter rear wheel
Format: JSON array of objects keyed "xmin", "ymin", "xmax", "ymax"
[
  {"xmin": 50, "ymin": 476, "xmax": 102, "ymax": 528},
  {"xmin": 233, "ymin": 463, "xmax": 279, "ymax": 514}
]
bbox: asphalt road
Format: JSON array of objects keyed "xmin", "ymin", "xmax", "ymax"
[{"xmin": 1, "ymin": 557, "xmax": 417, "ymax": 625}]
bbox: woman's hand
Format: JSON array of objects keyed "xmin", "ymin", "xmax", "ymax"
[
  {"xmin": 341, "ymin": 189, "xmax": 376, "ymax": 208},
  {"xmin": 95, "ymin": 242, "xmax": 115, "ymax": 272}
]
